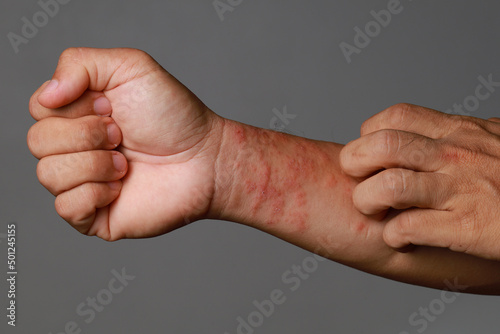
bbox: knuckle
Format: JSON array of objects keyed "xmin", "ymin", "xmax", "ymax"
[
  {"xmin": 395, "ymin": 170, "xmax": 410, "ymax": 202},
  {"xmin": 373, "ymin": 129, "xmax": 398, "ymax": 157},
  {"xmin": 76, "ymin": 121, "xmax": 92, "ymax": 149},
  {"xmin": 131, "ymin": 48, "xmax": 153, "ymax": 61},
  {"xmin": 360, "ymin": 103, "xmax": 417, "ymax": 135},
  {"xmin": 60, "ymin": 47, "xmax": 84, "ymax": 61},
  {"xmin": 81, "ymin": 183, "xmax": 99, "ymax": 207},
  {"xmin": 76, "ymin": 119, "xmax": 105, "ymax": 150},
  {"xmin": 381, "ymin": 170, "xmax": 402, "ymax": 200},
  {"xmin": 458, "ymin": 207, "xmax": 479, "ymax": 233},
  {"xmin": 339, "ymin": 144, "xmax": 354, "ymax": 171},
  {"xmin": 54, "ymin": 196, "xmax": 69, "ymax": 220},
  {"xmin": 394, "ymin": 212, "xmax": 414, "ymax": 236},
  {"xmin": 384, "ymin": 214, "xmax": 412, "ymax": 248},
  {"xmin": 82, "ymin": 151, "xmax": 99, "ymax": 175},
  {"xmin": 404, "ymin": 142, "xmax": 428, "ymax": 167},
  {"xmin": 454, "ymin": 116, "xmax": 485, "ymax": 132},
  {"xmin": 26, "ymin": 125, "xmax": 40, "ymax": 156},
  {"xmin": 380, "ymin": 169, "xmax": 413, "ymax": 206},
  {"xmin": 351, "ymin": 184, "xmax": 362, "ymax": 203},
  {"xmin": 29, "ymin": 94, "xmax": 40, "ymax": 119},
  {"xmin": 452, "ymin": 211, "xmax": 479, "ymax": 254},
  {"xmin": 127, "ymin": 48, "xmax": 157, "ymax": 67},
  {"xmin": 56, "ymin": 184, "xmax": 96, "ymax": 225},
  {"xmin": 352, "ymin": 185, "xmax": 369, "ymax": 213},
  {"xmin": 37, "ymin": 157, "xmax": 65, "ymax": 194},
  {"xmin": 36, "ymin": 159, "xmax": 50, "ymax": 187},
  {"xmin": 383, "ymin": 225, "xmax": 399, "ymax": 247},
  {"xmin": 359, "ymin": 120, "xmax": 371, "ymax": 135},
  {"xmin": 385, "ymin": 103, "xmax": 414, "ymax": 127}
]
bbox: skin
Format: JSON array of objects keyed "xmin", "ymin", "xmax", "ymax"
[
  {"xmin": 340, "ymin": 104, "xmax": 500, "ymax": 261},
  {"xmin": 28, "ymin": 48, "xmax": 500, "ymax": 295}
]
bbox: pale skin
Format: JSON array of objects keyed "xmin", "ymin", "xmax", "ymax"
[
  {"xmin": 28, "ymin": 48, "xmax": 500, "ymax": 295},
  {"xmin": 340, "ymin": 104, "xmax": 500, "ymax": 261}
]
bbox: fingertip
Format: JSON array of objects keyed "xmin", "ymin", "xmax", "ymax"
[
  {"xmin": 339, "ymin": 144, "xmax": 350, "ymax": 172},
  {"xmin": 55, "ymin": 181, "xmax": 122, "ymax": 234},
  {"xmin": 339, "ymin": 142, "xmax": 370, "ymax": 178},
  {"xmin": 360, "ymin": 118, "xmax": 375, "ymax": 136},
  {"xmin": 383, "ymin": 221, "xmax": 408, "ymax": 250},
  {"xmin": 340, "ymin": 142, "xmax": 357, "ymax": 175},
  {"xmin": 107, "ymin": 121, "xmax": 123, "ymax": 148},
  {"xmin": 352, "ymin": 185, "xmax": 381, "ymax": 216},
  {"xmin": 351, "ymin": 185, "xmax": 367, "ymax": 213},
  {"xmin": 38, "ymin": 66, "xmax": 89, "ymax": 109},
  {"xmin": 94, "ymin": 97, "xmax": 112, "ymax": 116},
  {"xmin": 359, "ymin": 109, "xmax": 385, "ymax": 136},
  {"xmin": 37, "ymin": 80, "xmax": 60, "ymax": 107},
  {"xmin": 111, "ymin": 152, "xmax": 128, "ymax": 174}
]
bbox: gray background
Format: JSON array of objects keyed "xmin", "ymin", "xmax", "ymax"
[{"xmin": 1, "ymin": 0, "xmax": 499, "ymax": 333}]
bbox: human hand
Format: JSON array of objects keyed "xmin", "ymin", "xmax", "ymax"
[
  {"xmin": 28, "ymin": 48, "xmax": 224, "ymax": 241},
  {"xmin": 340, "ymin": 103, "xmax": 500, "ymax": 260}
]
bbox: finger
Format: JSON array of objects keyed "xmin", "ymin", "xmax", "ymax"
[
  {"xmin": 27, "ymin": 115, "xmax": 122, "ymax": 159},
  {"xmin": 486, "ymin": 118, "xmax": 500, "ymax": 136},
  {"xmin": 352, "ymin": 169, "xmax": 454, "ymax": 215},
  {"xmin": 340, "ymin": 129, "xmax": 442, "ymax": 178},
  {"xmin": 383, "ymin": 209, "xmax": 453, "ymax": 251},
  {"xmin": 360, "ymin": 104, "xmax": 455, "ymax": 138},
  {"xmin": 30, "ymin": 87, "xmax": 112, "ymax": 121},
  {"xmin": 37, "ymin": 47, "xmax": 157, "ymax": 109},
  {"xmin": 37, "ymin": 151, "xmax": 128, "ymax": 196},
  {"xmin": 55, "ymin": 181, "xmax": 122, "ymax": 235}
]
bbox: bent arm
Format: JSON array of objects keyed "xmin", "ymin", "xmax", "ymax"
[{"xmin": 207, "ymin": 118, "xmax": 500, "ymax": 295}]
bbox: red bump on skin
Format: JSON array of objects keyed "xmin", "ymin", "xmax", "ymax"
[
  {"xmin": 289, "ymin": 211, "xmax": 308, "ymax": 233},
  {"xmin": 342, "ymin": 177, "xmax": 353, "ymax": 197},
  {"xmin": 286, "ymin": 156, "xmax": 315, "ymax": 179},
  {"xmin": 295, "ymin": 191, "xmax": 307, "ymax": 208},
  {"xmin": 355, "ymin": 221, "xmax": 366, "ymax": 233},
  {"xmin": 245, "ymin": 180, "xmax": 257, "ymax": 192},
  {"xmin": 234, "ymin": 125, "xmax": 246, "ymax": 145},
  {"xmin": 326, "ymin": 174, "xmax": 337, "ymax": 188},
  {"xmin": 249, "ymin": 163, "xmax": 273, "ymax": 214},
  {"xmin": 270, "ymin": 195, "xmax": 284, "ymax": 216},
  {"xmin": 441, "ymin": 151, "xmax": 474, "ymax": 164},
  {"xmin": 283, "ymin": 177, "xmax": 298, "ymax": 189}
]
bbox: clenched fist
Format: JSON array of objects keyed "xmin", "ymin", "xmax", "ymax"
[{"xmin": 28, "ymin": 48, "xmax": 224, "ymax": 241}]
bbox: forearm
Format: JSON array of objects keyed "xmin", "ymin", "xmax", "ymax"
[{"xmin": 208, "ymin": 118, "xmax": 500, "ymax": 294}]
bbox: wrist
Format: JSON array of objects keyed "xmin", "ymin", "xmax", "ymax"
[
  {"xmin": 206, "ymin": 118, "xmax": 240, "ymax": 221},
  {"xmin": 206, "ymin": 117, "xmax": 344, "ymax": 235}
]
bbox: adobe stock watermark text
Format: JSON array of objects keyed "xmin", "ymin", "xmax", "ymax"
[
  {"xmin": 7, "ymin": 0, "xmax": 73, "ymax": 54},
  {"xmin": 340, "ymin": 0, "xmax": 417, "ymax": 64}
]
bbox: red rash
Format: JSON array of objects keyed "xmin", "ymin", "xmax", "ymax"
[
  {"xmin": 230, "ymin": 122, "xmax": 319, "ymax": 234},
  {"xmin": 326, "ymin": 174, "xmax": 337, "ymax": 188},
  {"xmin": 441, "ymin": 151, "xmax": 475, "ymax": 164},
  {"xmin": 354, "ymin": 221, "xmax": 366, "ymax": 233},
  {"xmin": 234, "ymin": 125, "xmax": 246, "ymax": 145}
]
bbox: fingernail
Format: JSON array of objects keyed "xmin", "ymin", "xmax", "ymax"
[
  {"xmin": 107, "ymin": 122, "xmax": 121, "ymax": 147},
  {"xmin": 41, "ymin": 79, "xmax": 59, "ymax": 95},
  {"xmin": 94, "ymin": 97, "xmax": 112, "ymax": 116},
  {"xmin": 107, "ymin": 181, "xmax": 122, "ymax": 191},
  {"xmin": 112, "ymin": 152, "xmax": 127, "ymax": 173}
]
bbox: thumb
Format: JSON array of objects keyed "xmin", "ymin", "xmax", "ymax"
[{"xmin": 37, "ymin": 47, "xmax": 156, "ymax": 109}]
